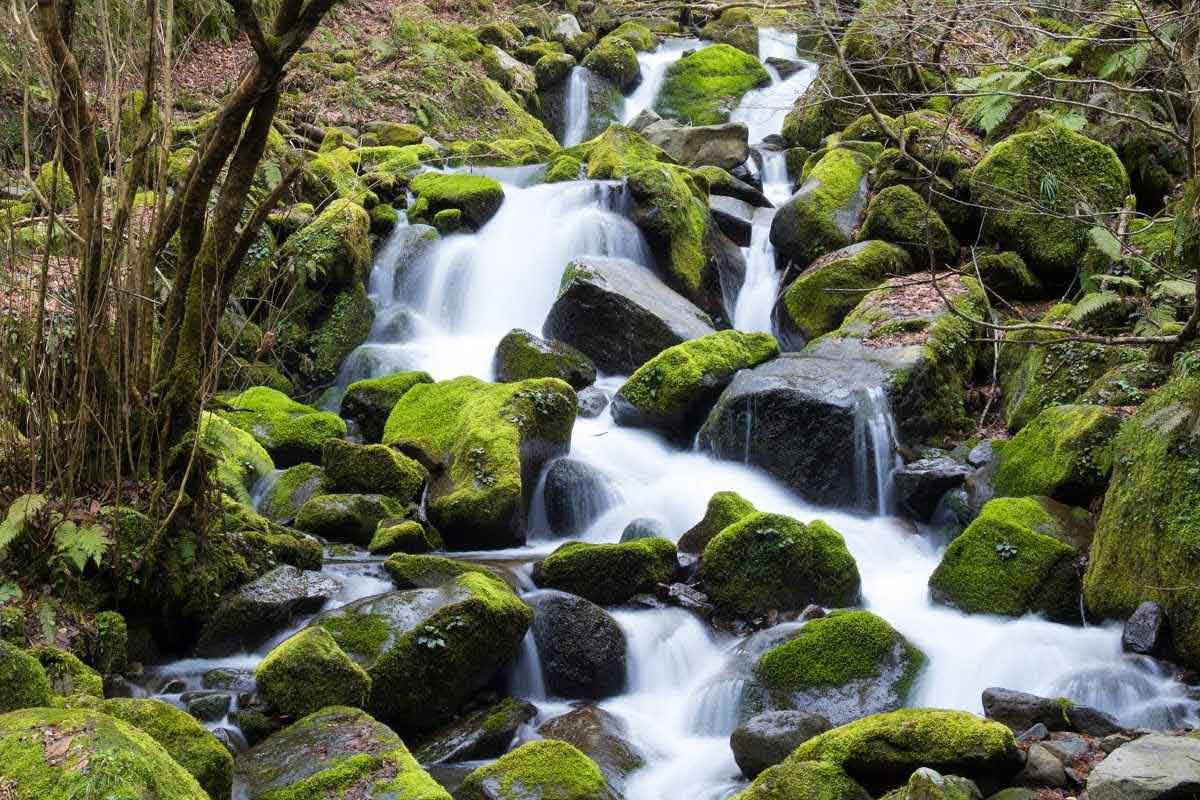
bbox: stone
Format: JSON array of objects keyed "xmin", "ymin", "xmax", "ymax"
[
  {"xmin": 731, "ymin": 760, "xmax": 872, "ymax": 800},
  {"xmin": 494, "ymin": 328, "xmax": 597, "ymax": 388},
  {"xmin": 1086, "ymin": 734, "xmax": 1200, "ymax": 800},
  {"xmin": 620, "ymin": 517, "xmax": 668, "ymax": 542},
  {"xmin": 1017, "ymin": 743, "xmax": 1067, "ymax": 788},
  {"xmin": 455, "ymin": 739, "xmax": 616, "ymax": 800},
  {"xmin": 530, "ymin": 591, "xmax": 627, "ymax": 699},
  {"xmin": 731, "ymin": 710, "xmax": 833, "ymax": 778},
  {"xmin": 893, "ymin": 457, "xmax": 972, "ymax": 521},
  {"xmin": 1123, "ymin": 601, "xmax": 1168, "ymax": 655},
  {"xmin": 294, "ymin": 493, "xmax": 408, "ymax": 546},
  {"xmin": 577, "ymin": 386, "xmax": 610, "ymax": 418},
  {"xmin": 539, "ymin": 706, "xmax": 644, "ymax": 787},
  {"xmin": 709, "ymin": 194, "xmax": 756, "ymax": 246},
  {"xmin": 533, "ymin": 538, "xmax": 678, "ymax": 605},
  {"xmin": 254, "ymin": 627, "xmax": 371, "ymax": 719},
  {"xmin": 415, "ymin": 697, "xmax": 537, "ymax": 764},
  {"xmin": 642, "ymin": 119, "xmax": 752, "ymax": 171},
  {"xmin": 341, "ymin": 371, "xmax": 435, "ymax": 443},
  {"xmin": 542, "ymin": 458, "xmax": 622, "ymax": 536},
  {"xmin": 771, "ymin": 147, "xmax": 872, "ymax": 267},
  {"xmin": 981, "ymin": 688, "xmax": 1122, "ymax": 737},
  {"xmin": 186, "ymin": 693, "xmax": 231, "ymax": 722},
  {"xmin": 321, "ymin": 438, "xmax": 428, "ymax": 501}
]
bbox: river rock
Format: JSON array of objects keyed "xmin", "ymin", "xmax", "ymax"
[
  {"xmin": 678, "ymin": 490, "xmax": 757, "ymax": 555},
  {"xmin": 455, "ymin": 739, "xmax": 616, "ymax": 800},
  {"xmin": 539, "ymin": 706, "xmax": 644, "ymax": 787},
  {"xmin": 731, "ymin": 710, "xmax": 832, "ymax": 778},
  {"xmin": 893, "ymin": 457, "xmax": 972, "ymax": 521},
  {"xmin": 194, "ymin": 565, "xmax": 340, "ymax": 657},
  {"xmin": 493, "ymin": 328, "xmax": 597, "ymax": 388},
  {"xmin": 981, "ymin": 687, "xmax": 1122, "ymax": 737},
  {"xmin": 540, "ymin": 66, "xmax": 622, "ymax": 144},
  {"xmin": 543, "ymin": 257, "xmax": 717, "ymax": 375},
  {"xmin": 321, "ymin": 437, "xmax": 428, "ymax": 501},
  {"xmin": 543, "ymin": 458, "xmax": 621, "ymax": 536},
  {"xmin": 255, "ymin": 627, "xmax": 370, "ymax": 719},
  {"xmin": 735, "ymin": 760, "xmax": 872, "ymax": 800},
  {"xmin": 887, "ymin": 768, "xmax": 983, "ymax": 799},
  {"xmin": 1086, "ymin": 733, "xmax": 1200, "ymax": 800},
  {"xmin": 709, "ymin": 194, "xmax": 756, "ymax": 246},
  {"xmin": 1123, "ymin": 601, "xmax": 1168, "ymax": 655},
  {"xmin": 771, "ymin": 148, "xmax": 871, "ymax": 267},
  {"xmin": 294, "ymin": 493, "xmax": 408, "ymax": 546},
  {"xmin": 533, "ymin": 538, "xmax": 678, "ymax": 605},
  {"xmin": 620, "ymin": 517, "xmax": 667, "ymax": 542},
  {"xmin": 414, "ymin": 697, "xmax": 537, "ymax": 764},
  {"xmin": 642, "ymin": 119, "xmax": 751, "ymax": 171},
  {"xmin": 530, "ymin": 591, "xmax": 627, "ymax": 699},
  {"xmin": 1017, "ymin": 743, "xmax": 1067, "ymax": 788},
  {"xmin": 340, "ymin": 370, "xmax": 433, "ymax": 443}
]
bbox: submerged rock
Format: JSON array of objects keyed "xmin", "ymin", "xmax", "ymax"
[
  {"xmin": 731, "ymin": 710, "xmax": 833, "ymax": 779},
  {"xmin": 530, "ymin": 591, "xmax": 627, "ymax": 699}
]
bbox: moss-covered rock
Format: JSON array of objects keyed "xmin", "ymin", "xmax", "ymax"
[
  {"xmin": 731, "ymin": 760, "xmax": 872, "ymax": 800},
  {"xmin": 383, "ymin": 553, "xmax": 494, "ymax": 589},
  {"xmin": 858, "ymin": 185, "xmax": 958, "ymax": 266},
  {"xmin": 0, "ymin": 641, "xmax": 52, "ymax": 713},
  {"xmin": 973, "ymin": 251, "xmax": 1042, "ymax": 300},
  {"xmin": 256, "ymin": 627, "xmax": 371, "ymax": 719},
  {"xmin": 656, "ymin": 44, "xmax": 770, "ymax": 126},
  {"xmin": 569, "ymin": 124, "xmax": 674, "ymax": 181},
  {"xmin": 341, "ymin": 370, "xmax": 434, "ymax": 443},
  {"xmin": 970, "ymin": 125, "xmax": 1129, "ymax": 284},
  {"xmin": 609, "ymin": 21, "xmax": 658, "ymax": 51},
  {"xmin": 777, "ymin": 241, "xmax": 913, "ymax": 346},
  {"xmin": 278, "ymin": 198, "xmax": 372, "ymax": 287},
  {"xmin": 416, "ymin": 696, "xmax": 537, "ymax": 764},
  {"xmin": 33, "ymin": 161, "xmax": 74, "ymax": 211},
  {"xmin": 1083, "ymin": 375, "xmax": 1200, "ymax": 668},
  {"xmin": 582, "ymin": 34, "xmax": 641, "ymax": 91},
  {"xmin": 314, "ymin": 572, "xmax": 532, "ymax": 731},
  {"xmin": 91, "ymin": 610, "xmax": 128, "ymax": 676},
  {"xmin": 700, "ymin": 512, "xmax": 861, "ymax": 617},
  {"xmin": 368, "ymin": 121, "xmax": 426, "ymax": 147},
  {"xmin": 369, "ymin": 519, "xmax": 441, "ymax": 555},
  {"xmin": 382, "ymin": 376, "xmax": 576, "ymax": 549},
  {"xmin": 199, "ymin": 411, "xmax": 275, "ymax": 506},
  {"xmin": 755, "ymin": 611, "xmax": 924, "ymax": 724},
  {"xmin": 929, "ymin": 496, "xmax": 1085, "ymax": 621},
  {"xmin": 408, "ymin": 172, "xmax": 505, "ymax": 230},
  {"xmin": 536, "ymin": 51, "xmax": 577, "ymax": 89},
  {"xmin": 294, "ymin": 493, "xmax": 408, "ymax": 546},
  {"xmin": 1079, "ymin": 358, "xmax": 1171, "ymax": 406},
  {"xmin": 306, "ymin": 282, "xmax": 375, "ymax": 387},
  {"xmin": 992, "ymin": 404, "xmax": 1121, "ymax": 504},
  {"xmin": 31, "ymin": 646, "xmax": 102, "ymax": 699},
  {"xmin": 771, "ymin": 147, "xmax": 872, "ymax": 266},
  {"xmin": 700, "ymin": 8, "xmax": 759, "ymax": 55},
  {"xmin": 678, "ymin": 490, "xmax": 757, "ymax": 554},
  {"xmin": 260, "ymin": 464, "xmax": 326, "ymax": 524},
  {"xmin": 787, "ymin": 709, "xmax": 1023, "ymax": 795},
  {"xmin": 216, "ymin": 386, "xmax": 347, "ymax": 468},
  {"xmin": 0, "ymin": 708, "xmax": 211, "ymax": 800},
  {"xmin": 456, "ymin": 739, "xmax": 615, "ymax": 800},
  {"xmin": 493, "ymin": 328, "xmax": 597, "ymax": 388},
  {"xmin": 532, "ymin": 538, "xmax": 677, "ymax": 605},
  {"xmin": 321, "ymin": 438, "xmax": 427, "ymax": 501},
  {"xmin": 96, "ymin": 697, "xmax": 234, "ymax": 800},
  {"xmin": 612, "ymin": 330, "xmax": 779, "ymax": 436}
]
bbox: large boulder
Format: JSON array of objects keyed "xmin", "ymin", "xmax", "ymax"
[
  {"xmin": 655, "ymin": 44, "xmax": 771, "ymax": 126},
  {"xmin": 294, "ymin": 493, "xmax": 407, "ymax": 546},
  {"xmin": 235, "ymin": 706, "xmax": 448, "ymax": 800},
  {"xmin": 383, "ymin": 376, "xmax": 576, "ymax": 549},
  {"xmin": 699, "ymin": 512, "xmax": 861, "ymax": 618},
  {"xmin": 754, "ymin": 611, "xmax": 924, "ymax": 725},
  {"xmin": 0, "ymin": 640, "xmax": 52, "ymax": 712},
  {"xmin": 278, "ymin": 197, "xmax": 371, "ymax": 287},
  {"xmin": 32, "ymin": 647, "xmax": 102, "ymax": 698},
  {"xmin": 199, "ymin": 411, "xmax": 275, "ymax": 506},
  {"xmin": 929, "ymin": 496, "xmax": 1089, "ymax": 622},
  {"xmin": 542, "ymin": 458, "xmax": 622, "ymax": 536},
  {"xmin": 408, "ymin": 172, "xmax": 505, "ymax": 231},
  {"xmin": 731, "ymin": 760, "xmax": 872, "ymax": 800},
  {"xmin": 787, "ymin": 709, "xmax": 1023, "ymax": 795},
  {"xmin": 700, "ymin": 8, "xmax": 759, "ymax": 55},
  {"xmin": 678, "ymin": 490, "xmax": 757, "ymax": 555},
  {"xmin": 543, "ymin": 257, "xmax": 716, "ymax": 375},
  {"xmin": 532, "ymin": 538, "xmax": 678, "ymax": 605},
  {"xmin": 215, "ymin": 386, "xmax": 346, "ymax": 467},
  {"xmin": 612, "ymin": 330, "xmax": 779, "ymax": 438},
  {"xmin": 321, "ymin": 438, "xmax": 428, "ymax": 501},
  {"xmin": 530, "ymin": 591, "xmax": 627, "ymax": 699},
  {"xmin": 259, "ymin": 463, "xmax": 325, "ymax": 523},
  {"xmin": 0, "ymin": 708, "xmax": 210, "ymax": 800},
  {"xmin": 313, "ymin": 572, "xmax": 532, "ymax": 731},
  {"xmin": 341, "ymin": 370, "xmax": 433, "ymax": 443},
  {"xmin": 581, "ymin": 34, "xmax": 641, "ymax": 91},
  {"xmin": 1083, "ymin": 375, "xmax": 1200, "ymax": 668},
  {"xmin": 1086, "ymin": 733, "xmax": 1200, "ymax": 800},
  {"xmin": 641, "ymin": 118, "xmax": 751, "ymax": 171},
  {"xmin": 731, "ymin": 711, "xmax": 833, "ymax": 779},
  {"xmin": 858, "ymin": 184, "xmax": 958, "ymax": 266},
  {"xmin": 255, "ymin": 627, "xmax": 371, "ymax": 719},
  {"xmin": 771, "ymin": 147, "xmax": 872, "ymax": 267},
  {"xmin": 981, "ymin": 687, "xmax": 1121, "ymax": 737},
  {"xmin": 538, "ymin": 706, "xmax": 644, "ymax": 787},
  {"xmin": 455, "ymin": 739, "xmax": 617, "ymax": 800},
  {"xmin": 195, "ymin": 565, "xmax": 340, "ymax": 656},
  {"xmin": 991, "ymin": 404, "xmax": 1121, "ymax": 506},
  {"xmin": 415, "ymin": 697, "xmax": 536, "ymax": 764},
  {"xmin": 383, "ymin": 552, "xmax": 495, "ymax": 589},
  {"xmin": 494, "ymin": 328, "xmax": 597, "ymax": 388}
]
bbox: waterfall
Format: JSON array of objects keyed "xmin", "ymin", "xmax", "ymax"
[
  {"xmin": 731, "ymin": 202, "xmax": 782, "ymax": 334},
  {"xmin": 621, "ymin": 38, "xmax": 703, "ymax": 124},
  {"xmin": 562, "ymin": 67, "xmax": 590, "ymax": 147},
  {"xmin": 853, "ymin": 385, "xmax": 900, "ymax": 515}
]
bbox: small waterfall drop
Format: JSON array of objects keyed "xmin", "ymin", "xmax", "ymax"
[
  {"xmin": 853, "ymin": 385, "xmax": 900, "ymax": 515},
  {"xmin": 562, "ymin": 66, "xmax": 590, "ymax": 147},
  {"xmin": 622, "ymin": 37, "xmax": 703, "ymax": 124}
]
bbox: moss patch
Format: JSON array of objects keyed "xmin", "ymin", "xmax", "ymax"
[
  {"xmin": 678, "ymin": 490, "xmax": 757, "ymax": 554},
  {"xmin": 655, "ymin": 44, "xmax": 770, "ymax": 125},
  {"xmin": 456, "ymin": 739, "xmax": 611, "ymax": 800},
  {"xmin": 408, "ymin": 172, "xmax": 505, "ymax": 230},
  {"xmin": 321, "ymin": 438, "xmax": 428, "ymax": 501},
  {"xmin": 341, "ymin": 371, "xmax": 434, "ymax": 443},
  {"xmin": 581, "ymin": 34, "xmax": 641, "ymax": 91},
  {"xmin": 859, "ymin": 185, "xmax": 958, "ymax": 266},
  {"xmin": 992, "ymin": 404, "xmax": 1121, "ymax": 504},
  {"xmin": 771, "ymin": 147, "xmax": 872, "ymax": 266},
  {"xmin": 199, "ymin": 411, "xmax": 275, "ymax": 506},
  {"xmin": 731, "ymin": 760, "xmax": 872, "ymax": 800},
  {"xmin": 532, "ymin": 537, "xmax": 678, "ymax": 605},
  {"xmin": 216, "ymin": 386, "xmax": 347, "ymax": 468},
  {"xmin": 383, "ymin": 553, "xmax": 493, "ymax": 589},
  {"xmin": 0, "ymin": 641, "xmax": 52, "ymax": 713},
  {"xmin": 256, "ymin": 627, "xmax": 372, "ymax": 719},
  {"xmin": 31, "ymin": 646, "xmax": 102, "ymax": 699}
]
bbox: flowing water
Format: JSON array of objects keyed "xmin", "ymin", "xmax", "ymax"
[
  {"xmin": 562, "ymin": 66, "xmax": 591, "ymax": 147},
  {"xmin": 622, "ymin": 37, "xmax": 704, "ymax": 124},
  {"xmin": 142, "ymin": 26, "xmax": 1199, "ymax": 800}
]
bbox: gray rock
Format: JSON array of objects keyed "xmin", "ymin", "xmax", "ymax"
[
  {"xmin": 709, "ymin": 195, "xmax": 756, "ymax": 247},
  {"xmin": 1018, "ymin": 743, "xmax": 1067, "ymax": 788},
  {"xmin": 530, "ymin": 591, "xmax": 627, "ymax": 699},
  {"xmin": 1123, "ymin": 601, "xmax": 1168, "ymax": 655},
  {"xmin": 982, "ymin": 687, "xmax": 1122, "ymax": 737},
  {"xmin": 888, "ymin": 768, "xmax": 982, "ymax": 799},
  {"xmin": 708, "ymin": 171, "xmax": 772, "ymax": 209},
  {"xmin": 1018, "ymin": 722, "xmax": 1049, "ymax": 742},
  {"xmin": 540, "ymin": 67, "xmax": 621, "ymax": 143},
  {"xmin": 730, "ymin": 710, "xmax": 831, "ymax": 778},
  {"xmin": 543, "ymin": 458, "xmax": 621, "ymax": 536},
  {"xmin": 628, "ymin": 108, "xmax": 661, "ymax": 133},
  {"xmin": 553, "ymin": 13, "xmax": 583, "ymax": 39},
  {"xmin": 577, "ymin": 386, "xmax": 610, "ymax": 418},
  {"xmin": 967, "ymin": 440, "xmax": 995, "ymax": 468},
  {"xmin": 1040, "ymin": 733, "xmax": 1092, "ymax": 765},
  {"xmin": 766, "ymin": 57, "xmax": 807, "ymax": 78},
  {"xmin": 186, "ymin": 692, "xmax": 231, "ymax": 722},
  {"xmin": 642, "ymin": 119, "xmax": 751, "ymax": 171},
  {"xmin": 195, "ymin": 566, "xmax": 340, "ymax": 657},
  {"xmin": 538, "ymin": 705, "xmax": 643, "ymax": 788},
  {"xmin": 1087, "ymin": 734, "xmax": 1200, "ymax": 800},
  {"xmin": 544, "ymin": 257, "xmax": 716, "ymax": 375},
  {"xmin": 893, "ymin": 457, "xmax": 972, "ymax": 521},
  {"xmin": 414, "ymin": 697, "xmax": 536, "ymax": 764},
  {"xmin": 620, "ymin": 518, "xmax": 668, "ymax": 542}
]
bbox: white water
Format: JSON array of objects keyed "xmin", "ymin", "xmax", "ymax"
[
  {"xmin": 562, "ymin": 66, "xmax": 591, "ymax": 147},
  {"xmin": 853, "ymin": 385, "xmax": 901, "ymax": 515},
  {"xmin": 622, "ymin": 37, "xmax": 703, "ymax": 124}
]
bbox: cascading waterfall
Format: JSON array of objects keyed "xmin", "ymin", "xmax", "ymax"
[
  {"xmin": 562, "ymin": 66, "xmax": 591, "ymax": 147},
  {"xmin": 852, "ymin": 385, "xmax": 901, "ymax": 515},
  {"xmin": 622, "ymin": 37, "xmax": 703, "ymax": 124}
]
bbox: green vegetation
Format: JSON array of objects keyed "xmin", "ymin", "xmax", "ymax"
[
  {"xmin": 0, "ymin": 641, "xmax": 53, "ymax": 713},
  {"xmin": 582, "ymin": 34, "xmax": 641, "ymax": 91},
  {"xmin": 341, "ymin": 371, "xmax": 434, "ymax": 443},
  {"xmin": 408, "ymin": 172, "xmax": 505, "ymax": 230},
  {"xmin": 533, "ymin": 538, "xmax": 678, "ymax": 604},
  {"xmin": 30, "ymin": 646, "xmax": 103, "ymax": 698},
  {"xmin": 456, "ymin": 739, "xmax": 612, "ymax": 800},
  {"xmin": 216, "ymin": 386, "xmax": 347, "ymax": 467},
  {"xmin": 383, "ymin": 553, "xmax": 493, "ymax": 589},
  {"xmin": 678, "ymin": 491, "xmax": 757, "ymax": 554},
  {"xmin": 321, "ymin": 438, "xmax": 428, "ymax": 501},
  {"xmin": 656, "ymin": 44, "xmax": 770, "ymax": 125},
  {"xmin": 731, "ymin": 760, "xmax": 872, "ymax": 800},
  {"xmin": 858, "ymin": 185, "xmax": 958, "ymax": 265},
  {"xmin": 772, "ymin": 147, "xmax": 872, "ymax": 265},
  {"xmin": 992, "ymin": 404, "xmax": 1121, "ymax": 502},
  {"xmin": 369, "ymin": 519, "xmax": 441, "ymax": 555},
  {"xmin": 256, "ymin": 627, "xmax": 372, "ymax": 718},
  {"xmin": 294, "ymin": 493, "xmax": 407, "ymax": 546}
]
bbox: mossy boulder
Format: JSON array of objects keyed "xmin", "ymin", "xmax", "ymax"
[
  {"xmin": 532, "ymin": 538, "xmax": 678, "ymax": 605},
  {"xmin": 776, "ymin": 241, "xmax": 913, "ymax": 347},
  {"xmin": 608, "ymin": 21, "xmax": 658, "ymax": 51},
  {"xmin": 700, "ymin": 512, "xmax": 861, "ymax": 618},
  {"xmin": 858, "ymin": 185, "xmax": 958, "ymax": 266},
  {"xmin": 700, "ymin": 8, "xmax": 759, "ymax": 55},
  {"xmin": 992, "ymin": 404, "xmax": 1121, "ymax": 504},
  {"xmin": 1083, "ymin": 376, "xmax": 1200, "ymax": 668},
  {"xmin": 416, "ymin": 696, "xmax": 537, "ymax": 764},
  {"xmin": 278, "ymin": 198, "xmax": 372, "ymax": 287},
  {"xmin": 305, "ymin": 282, "xmax": 376, "ymax": 387},
  {"xmin": 731, "ymin": 760, "xmax": 872, "ymax": 800},
  {"xmin": 582, "ymin": 34, "xmax": 641, "ymax": 91},
  {"xmin": 95, "ymin": 697, "xmax": 234, "ymax": 800},
  {"xmin": 755, "ymin": 611, "xmax": 924, "ymax": 725},
  {"xmin": 929, "ymin": 496, "xmax": 1087, "ymax": 621},
  {"xmin": 408, "ymin": 172, "xmax": 505, "ymax": 230},
  {"xmin": 382, "ymin": 376, "xmax": 576, "ymax": 550},
  {"xmin": 536, "ymin": 52, "xmax": 577, "ymax": 89},
  {"xmin": 880, "ymin": 768, "xmax": 984, "ymax": 800},
  {"xmin": 321, "ymin": 438, "xmax": 428, "ymax": 501},
  {"xmin": 655, "ymin": 44, "xmax": 770, "ymax": 126},
  {"xmin": 973, "ymin": 251, "xmax": 1042, "ymax": 300},
  {"xmin": 369, "ymin": 121, "xmax": 426, "ymax": 147},
  {"xmin": 0, "ymin": 641, "xmax": 52, "ymax": 713},
  {"xmin": 787, "ymin": 709, "xmax": 1023, "ymax": 795},
  {"xmin": 970, "ymin": 125, "xmax": 1129, "ymax": 284},
  {"xmin": 678, "ymin": 490, "xmax": 757, "ymax": 554},
  {"xmin": 91, "ymin": 611, "xmax": 128, "ymax": 676},
  {"xmin": 456, "ymin": 739, "xmax": 615, "ymax": 800},
  {"xmin": 216, "ymin": 386, "xmax": 347, "ymax": 468},
  {"xmin": 260, "ymin": 463, "xmax": 326, "ymax": 524},
  {"xmin": 199, "ymin": 411, "xmax": 274, "ymax": 506},
  {"xmin": 33, "ymin": 161, "xmax": 74, "ymax": 211},
  {"xmin": 771, "ymin": 148, "xmax": 872, "ymax": 267},
  {"xmin": 31, "ymin": 646, "xmax": 102, "ymax": 699},
  {"xmin": 568, "ymin": 124, "xmax": 674, "ymax": 181},
  {"xmin": 294, "ymin": 493, "xmax": 407, "ymax": 546},
  {"xmin": 383, "ymin": 553, "xmax": 494, "ymax": 589},
  {"xmin": 493, "ymin": 328, "xmax": 597, "ymax": 388},
  {"xmin": 612, "ymin": 330, "xmax": 779, "ymax": 437},
  {"xmin": 256, "ymin": 627, "xmax": 371, "ymax": 719},
  {"xmin": 369, "ymin": 519, "xmax": 441, "ymax": 555},
  {"xmin": 0, "ymin": 708, "xmax": 210, "ymax": 800},
  {"xmin": 314, "ymin": 572, "xmax": 532, "ymax": 731},
  {"xmin": 341, "ymin": 370, "xmax": 434, "ymax": 443}
]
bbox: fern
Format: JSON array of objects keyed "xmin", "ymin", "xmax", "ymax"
[
  {"xmin": 1040, "ymin": 174, "xmax": 1059, "ymax": 203},
  {"xmin": 54, "ymin": 521, "xmax": 110, "ymax": 572},
  {"xmin": 1089, "ymin": 225, "xmax": 1123, "ymax": 261},
  {"xmin": 0, "ymin": 494, "xmax": 47, "ymax": 552},
  {"xmin": 1099, "ymin": 42, "xmax": 1152, "ymax": 81}
]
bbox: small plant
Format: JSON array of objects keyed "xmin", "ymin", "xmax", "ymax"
[{"xmin": 995, "ymin": 541, "xmax": 1018, "ymax": 561}]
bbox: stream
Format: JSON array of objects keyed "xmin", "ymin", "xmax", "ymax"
[{"xmin": 138, "ymin": 27, "xmax": 1200, "ymax": 800}]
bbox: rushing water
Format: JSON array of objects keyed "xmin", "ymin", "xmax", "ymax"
[
  {"xmin": 142, "ymin": 25, "xmax": 1199, "ymax": 800},
  {"xmin": 562, "ymin": 66, "xmax": 591, "ymax": 147},
  {"xmin": 622, "ymin": 37, "xmax": 704, "ymax": 124}
]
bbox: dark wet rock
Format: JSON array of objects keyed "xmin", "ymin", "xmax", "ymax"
[
  {"xmin": 731, "ymin": 710, "xmax": 832, "ymax": 779},
  {"xmin": 709, "ymin": 194, "xmax": 756, "ymax": 246},
  {"xmin": 493, "ymin": 328, "xmax": 597, "ymax": 389},
  {"xmin": 1019, "ymin": 723, "xmax": 1050, "ymax": 742},
  {"xmin": 195, "ymin": 566, "xmax": 340, "ymax": 657},
  {"xmin": 767, "ymin": 57, "xmax": 807, "ymax": 78},
  {"xmin": 530, "ymin": 591, "xmax": 627, "ymax": 699},
  {"xmin": 543, "ymin": 257, "xmax": 716, "ymax": 375},
  {"xmin": 620, "ymin": 517, "xmax": 667, "ymax": 542},
  {"xmin": 982, "ymin": 688, "xmax": 1122, "ymax": 737},
  {"xmin": 1123, "ymin": 601, "xmax": 1168, "ymax": 656},
  {"xmin": 186, "ymin": 692, "xmax": 231, "ymax": 722},
  {"xmin": 1086, "ymin": 733, "xmax": 1200, "ymax": 800},
  {"xmin": 893, "ymin": 457, "xmax": 972, "ymax": 521},
  {"xmin": 202, "ymin": 668, "xmax": 256, "ymax": 694},
  {"xmin": 771, "ymin": 148, "xmax": 871, "ymax": 267},
  {"xmin": 664, "ymin": 582, "xmax": 712, "ymax": 612},
  {"xmin": 538, "ymin": 705, "xmax": 644, "ymax": 787},
  {"xmin": 543, "ymin": 458, "xmax": 621, "ymax": 536},
  {"xmin": 414, "ymin": 697, "xmax": 536, "ymax": 764},
  {"xmin": 577, "ymin": 386, "xmax": 610, "ymax": 418}
]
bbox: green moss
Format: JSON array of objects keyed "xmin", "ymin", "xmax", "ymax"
[
  {"xmin": 773, "ymin": 147, "xmax": 872, "ymax": 265},
  {"xmin": 342, "ymin": 371, "xmax": 434, "ymax": 443},
  {"xmin": 317, "ymin": 611, "xmax": 393, "ymax": 660},
  {"xmin": 457, "ymin": 739, "xmax": 610, "ymax": 800},
  {"xmin": 608, "ymin": 21, "xmax": 658, "ymax": 51},
  {"xmin": 0, "ymin": 641, "xmax": 52, "ymax": 713},
  {"xmin": 573, "ymin": 124, "xmax": 673, "ymax": 181},
  {"xmin": 536, "ymin": 52, "xmax": 577, "ymax": 89},
  {"xmin": 783, "ymin": 68, "xmax": 845, "ymax": 149},
  {"xmin": 699, "ymin": 512, "xmax": 861, "ymax": 617},
  {"xmin": 408, "ymin": 172, "xmax": 505, "ymax": 230},
  {"xmin": 91, "ymin": 611, "xmax": 127, "ymax": 676},
  {"xmin": 678, "ymin": 491, "xmax": 757, "ymax": 554},
  {"xmin": 383, "ymin": 553, "xmax": 492, "ymax": 589},
  {"xmin": 731, "ymin": 760, "xmax": 872, "ymax": 800},
  {"xmin": 217, "ymin": 386, "xmax": 347, "ymax": 468},
  {"xmin": 493, "ymin": 329, "xmax": 596, "ymax": 388},
  {"xmin": 859, "ymin": 185, "xmax": 958, "ymax": 265},
  {"xmin": 0, "ymin": 708, "xmax": 210, "ymax": 800},
  {"xmin": 1080, "ymin": 358, "xmax": 1170, "ymax": 406},
  {"xmin": 779, "ymin": 241, "xmax": 912, "ymax": 343},
  {"xmin": 261, "ymin": 464, "xmax": 326, "ymax": 523},
  {"xmin": 533, "ymin": 538, "xmax": 678, "ymax": 605},
  {"xmin": 256, "ymin": 627, "xmax": 371, "ymax": 718},
  {"xmin": 970, "ymin": 125, "xmax": 1129, "ymax": 282},
  {"xmin": 294, "ymin": 494, "xmax": 408, "ymax": 546},
  {"xmin": 582, "ymin": 34, "xmax": 641, "ymax": 91},
  {"xmin": 281, "ymin": 197, "xmax": 372, "ymax": 288},
  {"xmin": 369, "ymin": 520, "xmax": 440, "ymax": 555},
  {"xmin": 31, "ymin": 646, "xmax": 102, "ymax": 699},
  {"xmin": 929, "ymin": 497, "xmax": 1081, "ymax": 619},
  {"xmin": 198, "ymin": 411, "xmax": 274, "ymax": 506},
  {"xmin": 33, "ymin": 161, "xmax": 74, "ymax": 211},
  {"xmin": 477, "ymin": 21, "xmax": 523, "ymax": 49},
  {"xmin": 974, "ymin": 251, "xmax": 1042, "ymax": 299},
  {"xmin": 655, "ymin": 44, "xmax": 770, "ymax": 125},
  {"xmin": 700, "ymin": 8, "xmax": 758, "ymax": 54},
  {"xmin": 992, "ymin": 404, "xmax": 1121, "ymax": 503},
  {"xmin": 307, "ymin": 282, "xmax": 375, "ymax": 386},
  {"xmin": 259, "ymin": 745, "xmax": 450, "ymax": 800},
  {"xmin": 321, "ymin": 438, "xmax": 427, "ymax": 501},
  {"xmin": 615, "ymin": 331, "xmax": 778, "ymax": 433},
  {"xmin": 626, "ymin": 163, "xmax": 714, "ymax": 305},
  {"xmin": 96, "ymin": 697, "xmax": 234, "ymax": 800}
]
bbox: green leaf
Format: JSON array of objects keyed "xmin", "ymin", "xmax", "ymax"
[
  {"xmin": 1089, "ymin": 225, "xmax": 1123, "ymax": 261},
  {"xmin": 1040, "ymin": 173, "xmax": 1059, "ymax": 203},
  {"xmin": 1033, "ymin": 55, "xmax": 1074, "ymax": 72},
  {"xmin": 54, "ymin": 521, "xmax": 111, "ymax": 572},
  {"xmin": 0, "ymin": 494, "xmax": 47, "ymax": 552},
  {"xmin": 0, "ymin": 582, "xmax": 22, "ymax": 604}
]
